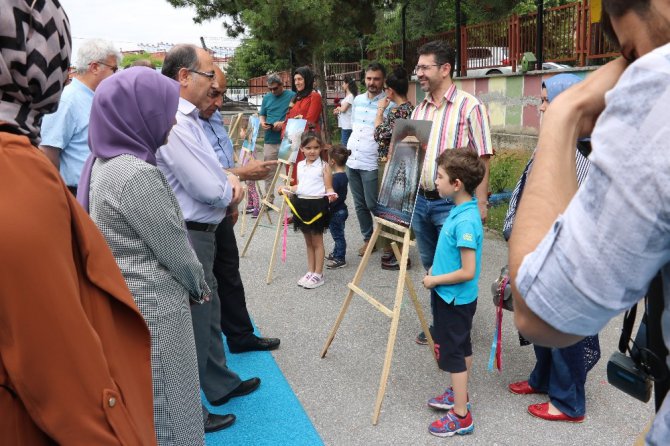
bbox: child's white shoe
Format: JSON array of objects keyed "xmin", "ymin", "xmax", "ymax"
[
  {"xmin": 297, "ymin": 272, "xmax": 313, "ymax": 287},
  {"xmin": 303, "ymin": 274, "xmax": 324, "ymax": 289}
]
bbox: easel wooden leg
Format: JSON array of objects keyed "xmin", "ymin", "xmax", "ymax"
[
  {"xmin": 391, "ymin": 241, "xmax": 437, "ymax": 362},
  {"xmin": 239, "ymin": 185, "xmax": 248, "ymax": 237},
  {"xmin": 371, "ymin": 238, "xmax": 413, "ymax": 424},
  {"xmin": 321, "ymin": 224, "xmax": 382, "ymax": 358},
  {"xmin": 266, "ymin": 199, "xmax": 286, "ymax": 284},
  {"xmin": 240, "ymin": 164, "xmax": 284, "ymax": 257}
]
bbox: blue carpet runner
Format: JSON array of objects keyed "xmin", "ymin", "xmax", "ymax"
[{"xmin": 203, "ymin": 332, "xmax": 323, "ymax": 446}]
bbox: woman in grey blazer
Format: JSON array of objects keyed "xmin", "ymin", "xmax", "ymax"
[{"xmin": 78, "ymin": 68, "xmax": 210, "ymax": 445}]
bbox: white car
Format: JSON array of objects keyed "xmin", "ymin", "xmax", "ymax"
[
  {"xmin": 462, "ymin": 47, "xmax": 512, "ymax": 77},
  {"xmin": 458, "ymin": 47, "xmax": 571, "ymax": 77}
]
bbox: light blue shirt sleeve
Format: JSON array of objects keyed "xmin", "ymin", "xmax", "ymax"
[
  {"xmin": 516, "ymin": 50, "xmax": 670, "ymax": 337},
  {"xmin": 159, "ymin": 118, "xmax": 232, "ymax": 209},
  {"xmin": 454, "ymin": 220, "xmax": 478, "ymax": 250},
  {"xmin": 40, "ymin": 100, "xmax": 74, "ymax": 150}
]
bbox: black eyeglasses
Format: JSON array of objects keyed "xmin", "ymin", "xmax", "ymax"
[
  {"xmin": 94, "ymin": 61, "xmax": 118, "ymax": 73},
  {"xmin": 189, "ymin": 69, "xmax": 216, "ymax": 79}
]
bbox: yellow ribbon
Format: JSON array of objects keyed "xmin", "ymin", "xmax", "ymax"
[{"xmin": 282, "ymin": 194, "xmax": 323, "ymax": 225}]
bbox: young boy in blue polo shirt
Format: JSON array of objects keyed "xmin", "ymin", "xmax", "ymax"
[{"xmin": 421, "ymin": 149, "xmax": 485, "ymax": 437}]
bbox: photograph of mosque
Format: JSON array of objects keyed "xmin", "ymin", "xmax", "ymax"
[{"xmin": 375, "ymin": 119, "xmax": 432, "ymax": 226}]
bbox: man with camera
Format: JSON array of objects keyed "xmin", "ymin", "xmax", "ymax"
[{"xmin": 509, "ymin": 1, "xmax": 670, "ymax": 444}]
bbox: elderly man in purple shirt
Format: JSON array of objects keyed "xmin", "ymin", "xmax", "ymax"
[{"xmin": 157, "ymin": 44, "xmax": 259, "ymax": 434}]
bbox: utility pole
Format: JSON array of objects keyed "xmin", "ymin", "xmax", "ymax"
[
  {"xmin": 535, "ymin": 0, "xmax": 544, "ymax": 70},
  {"xmin": 455, "ymin": 0, "xmax": 462, "ymax": 77},
  {"xmin": 401, "ymin": 2, "xmax": 408, "ymax": 71}
]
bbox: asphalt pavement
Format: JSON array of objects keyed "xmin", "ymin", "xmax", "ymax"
[{"xmin": 236, "ymin": 197, "xmax": 655, "ymax": 446}]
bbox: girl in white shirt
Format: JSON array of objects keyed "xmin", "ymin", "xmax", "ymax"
[{"xmin": 279, "ymin": 132, "xmax": 336, "ymax": 289}]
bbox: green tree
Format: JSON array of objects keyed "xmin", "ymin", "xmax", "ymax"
[
  {"xmin": 225, "ymin": 38, "xmax": 289, "ymax": 85},
  {"xmin": 120, "ymin": 52, "xmax": 163, "ymax": 69},
  {"xmin": 167, "ymin": 0, "xmax": 380, "ymax": 142}
]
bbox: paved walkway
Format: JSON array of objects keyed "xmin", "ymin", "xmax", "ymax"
[{"xmin": 235, "ymin": 198, "xmax": 654, "ymax": 445}]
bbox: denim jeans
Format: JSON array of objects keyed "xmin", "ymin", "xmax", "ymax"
[
  {"xmin": 341, "ymin": 129, "xmax": 352, "ymax": 147},
  {"xmin": 411, "ymin": 194, "xmax": 454, "ymax": 270},
  {"xmin": 528, "ymin": 346, "xmax": 586, "ymax": 417},
  {"xmin": 346, "ymin": 167, "xmax": 378, "ymax": 241},
  {"xmin": 329, "ymin": 208, "xmax": 348, "ymax": 260}
]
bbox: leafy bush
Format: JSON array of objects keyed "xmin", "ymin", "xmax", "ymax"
[{"xmin": 488, "ymin": 149, "xmax": 532, "ymax": 193}]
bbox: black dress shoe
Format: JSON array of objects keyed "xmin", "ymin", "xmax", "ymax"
[
  {"xmin": 204, "ymin": 413, "xmax": 236, "ymax": 433},
  {"xmin": 228, "ymin": 336, "xmax": 280, "ymax": 353},
  {"xmin": 211, "ymin": 377, "xmax": 261, "ymax": 406}
]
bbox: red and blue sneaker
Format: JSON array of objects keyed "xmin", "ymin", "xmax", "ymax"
[
  {"xmin": 428, "ymin": 409, "xmax": 474, "ymax": 437},
  {"xmin": 428, "ymin": 387, "xmax": 470, "ymax": 410}
]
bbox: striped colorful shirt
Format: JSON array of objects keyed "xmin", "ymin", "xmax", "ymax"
[{"xmin": 412, "ymin": 84, "xmax": 493, "ymax": 190}]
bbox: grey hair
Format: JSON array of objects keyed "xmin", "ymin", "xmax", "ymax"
[
  {"xmin": 75, "ymin": 39, "xmax": 123, "ymax": 74},
  {"xmin": 267, "ymin": 73, "xmax": 282, "ymax": 85},
  {"xmin": 161, "ymin": 44, "xmax": 200, "ymax": 81}
]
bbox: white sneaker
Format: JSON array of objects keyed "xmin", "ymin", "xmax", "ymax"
[
  {"xmin": 297, "ymin": 273, "xmax": 313, "ymax": 287},
  {"xmin": 303, "ymin": 274, "xmax": 324, "ymax": 289}
]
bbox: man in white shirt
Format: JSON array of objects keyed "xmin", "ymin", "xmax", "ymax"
[{"xmin": 346, "ymin": 62, "xmax": 386, "ymax": 256}]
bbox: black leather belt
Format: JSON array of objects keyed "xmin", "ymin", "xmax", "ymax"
[
  {"xmin": 185, "ymin": 221, "xmax": 218, "ymax": 232},
  {"xmin": 418, "ymin": 187, "xmax": 441, "ymax": 200}
]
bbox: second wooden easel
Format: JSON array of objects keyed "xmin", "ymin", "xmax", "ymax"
[
  {"xmin": 320, "ymin": 216, "xmax": 437, "ymax": 425},
  {"xmin": 240, "ymin": 158, "xmax": 294, "ymax": 284}
]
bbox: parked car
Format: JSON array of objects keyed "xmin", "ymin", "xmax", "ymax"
[
  {"xmin": 463, "ymin": 47, "xmax": 512, "ymax": 77},
  {"xmin": 459, "ymin": 48, "xmax": 571, "ymax": 77}
]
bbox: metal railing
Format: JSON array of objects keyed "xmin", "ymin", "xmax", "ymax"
[{"xmin": 372, "ymin": 0, "xmax": 618, "ymax": 76}]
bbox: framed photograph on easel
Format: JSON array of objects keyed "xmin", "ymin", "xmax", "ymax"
[{"xmin": 375, "ymin": 119, "xmax": 433, "ymax": 227}]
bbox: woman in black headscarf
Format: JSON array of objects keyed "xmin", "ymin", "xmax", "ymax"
[{"xmin": 282, "ymin": 66, "xmax": 323, "ymax": 181}]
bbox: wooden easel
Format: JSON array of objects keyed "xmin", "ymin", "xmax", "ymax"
[
  {"xmin": 237, "ymin": 148, "xmax": 269, "ymax": 237},
  {"xmin": 240, "ymin": 159, "xmax": 294, "ymax": 284},
  {"xmin": 227, "ymin": 113, "xmax": 244, "ymax": 162},
  {"xmin": 320, "ymin": 216, "xmax": 437, "ymax": 425}
]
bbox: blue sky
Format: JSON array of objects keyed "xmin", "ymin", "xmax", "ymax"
[{"xmin": 62, "ymin": 0, "xmax": 241, "ymax": 58}]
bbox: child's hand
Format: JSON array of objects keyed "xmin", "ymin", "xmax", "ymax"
[
  {"xmin": 422, "ymin": 272, "xmax": 434, "ymax": 289},
  {"xmin": 326, "ymin": 192, "xmax": 338, "ymax": 203}
]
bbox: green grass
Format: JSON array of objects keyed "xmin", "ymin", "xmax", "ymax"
[
  {"xmin": 484, "ymin": 148, "xmax": 531, "ymax": 235},
  {"xmin": 486, "ymin": 202, "xmax": 509, "ymax": 235}
]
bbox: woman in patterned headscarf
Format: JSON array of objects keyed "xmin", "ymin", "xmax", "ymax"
[
  {"xmin": 0, "ymin": 1, "xmax": 157, "ymax": 444},
  {"xmin": 79, "ymin": 67, "xmax": 214, "ymax": 445},
  {"xmin": 504, "ymin": 73, "xmax": 600, "ymax": 423}
]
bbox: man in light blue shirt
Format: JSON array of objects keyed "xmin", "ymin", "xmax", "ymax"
[
  {"xmin": 198, "ymin": 66, "xmax": 280, "ymax": 354},
  {"xmin": 346, "ymin": 62, "xmax": 387, "ymax": 255},
  {"xmin": 510, "ymin": 2, "xmax": 670, "ymax": 444},
  {"xmin": 40, "ymin": 39, "xmax": 121, "ymax": 195},
  {"xmin": 158, "ymin": 44, "xmax": 258, "ymax": 434}
]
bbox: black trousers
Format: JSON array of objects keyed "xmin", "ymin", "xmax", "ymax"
[{"xmin": 213, "ymin": 214, "xmax": 255, "ymax": 345}]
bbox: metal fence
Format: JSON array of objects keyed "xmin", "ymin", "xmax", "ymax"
[
  {"xmin": 247, "ymin": 62, "xmax": 362, "ymax": 104},
  {"xmin": 374, "ymin": 0, "xmax": 618, "ymax": 76}
]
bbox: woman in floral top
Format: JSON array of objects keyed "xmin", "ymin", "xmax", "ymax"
[
  {"xmin": 373, "ymin": 67, "xmax": 414, "ymax": 270},
  {"xmin": 374, "ymin": 66, "xmax": 414, "ymax": 161}
]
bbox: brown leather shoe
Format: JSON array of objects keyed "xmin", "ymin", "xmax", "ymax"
[{"xmin": 358, "ymin": 240, "xmax": 378, "ymax": 256}]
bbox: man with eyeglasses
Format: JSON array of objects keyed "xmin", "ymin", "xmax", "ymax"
[
  {"xmin": 199, "ymin": 66, "xmax": 281, "ymax": 354},
  {"xmin": 259, "ymin": 73, "xmax": 295, "ymax": 205},
  {"xmin": 40, "ymin": 39, "xmax": 121, "ymax": 196},
  {"xmin": 411, "ymin": 40, "xmax": 493, "ymax": 346},
  {"xmin": 157, "ymin": 44, "xmax": 260, "ymax": 434}
]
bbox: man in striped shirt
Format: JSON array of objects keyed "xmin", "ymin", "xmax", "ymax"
[{"xmin": 411, "ymin": 40, "xmax": 493, "ymax": 344}]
